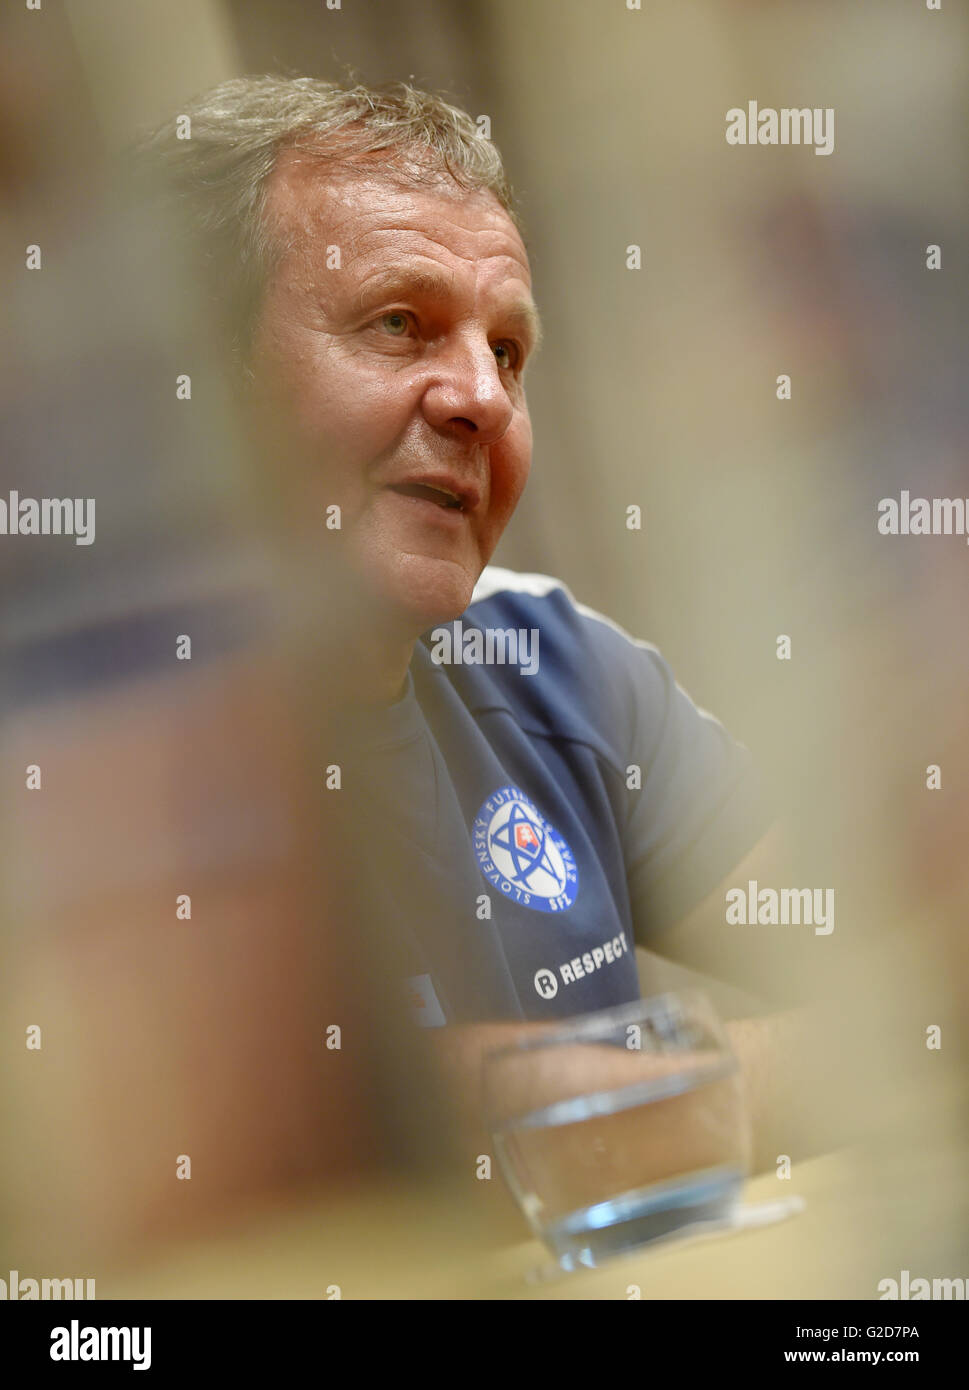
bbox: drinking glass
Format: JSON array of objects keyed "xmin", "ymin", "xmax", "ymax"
[{"xmin": 482, "ymin": 991, "xmax": 751, "ymax": 1271}]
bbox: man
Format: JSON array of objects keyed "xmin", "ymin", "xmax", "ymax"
[{"xmin": 141, "ymin": 76, "xmax": 830, "ymax": 1169}]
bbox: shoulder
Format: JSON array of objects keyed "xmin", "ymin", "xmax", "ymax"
[
  {"xmin": 419, "ymin": 565, "xmax": 677, "ymax": 765},
  {"xmin": 466, "ymin": 565, "xmax": 669, "ymax": 690},
  {"xmin": 468, "ymin": 565, "xmax": 658, "ymax": 657},
  {"xmin": 469, "ymin": 565, "xmax": 569, "ymax": 607}
]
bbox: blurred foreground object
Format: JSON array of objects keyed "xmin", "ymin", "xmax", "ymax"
[{"xmin": 0, "ymin": 1, "xmax": 458, "ymax": 1279}]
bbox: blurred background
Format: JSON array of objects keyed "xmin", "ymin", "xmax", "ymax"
[{"xmin": 1, "ymin": 0, "xmax": 966, "ymax": 1298}]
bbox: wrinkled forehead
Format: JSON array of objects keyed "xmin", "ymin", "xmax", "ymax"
[{"xmin": 263, "ymin": 143, "xmax": 530, "ymax": 281}]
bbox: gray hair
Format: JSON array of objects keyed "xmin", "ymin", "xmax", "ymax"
[{"xmin": 132, "ymin": 74, "xmax": 518, "ymax": 361}]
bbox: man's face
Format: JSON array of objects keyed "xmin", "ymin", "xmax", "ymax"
[{"xmin": 250, "ymin": 152, "xmax": 538, "ymax": 633}]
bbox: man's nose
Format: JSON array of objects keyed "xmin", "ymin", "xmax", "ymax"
[{"xmin": 420, "ymin": 338, "xmax": 515, "ymax": 445}]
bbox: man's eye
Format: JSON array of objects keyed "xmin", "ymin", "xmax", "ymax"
[
  {"xmin": 493, "ymin": 341, "xmax": 520, "ymax": 371},
  {"xmin": 378, "ymin": 312, "xmax": 412, "ymax": 336}
]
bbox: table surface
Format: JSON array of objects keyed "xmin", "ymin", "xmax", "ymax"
[{"xmin": 104, "ymin": 1134, "xmax": 968, "ymax": 1299}]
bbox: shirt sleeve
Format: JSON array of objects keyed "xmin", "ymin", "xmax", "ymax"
[
  {"xmin": 616, "ymin": 639, "xmax": 774, "ymax": 943},
  {"xmin": 459, "ymin": 570, "xmax": 775, "ymax": 952}
]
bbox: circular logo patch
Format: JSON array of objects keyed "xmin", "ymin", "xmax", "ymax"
[{"xmin": 472, "ymin": 785, "xmax": 579, "ymax": 913}]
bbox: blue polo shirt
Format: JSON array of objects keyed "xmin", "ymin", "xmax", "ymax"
[{"xmin": 337, "ymin": 567, "xmax": 771, "ymax": 1025}]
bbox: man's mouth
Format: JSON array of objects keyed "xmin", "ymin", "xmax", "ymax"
[{"xmin": 387, "ymin": 482, "xmax": 466, "ymax": 511}]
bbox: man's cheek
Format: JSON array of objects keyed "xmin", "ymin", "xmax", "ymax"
[
  {"xmin": 493, "ymin": 443, "xmax": 531, "ymax": 519},
  {"xmin": 297, "ymin": 394, "xmax": 392, "ymax": 479},
  {"xmin": 479, "ymin": 471, "xmax": 529, "ymax": 563}
]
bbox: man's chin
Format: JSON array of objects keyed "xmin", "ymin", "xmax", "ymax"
[{"xmin": 367, "ymin": 551, "xmax": 479, "ymax": 635}]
